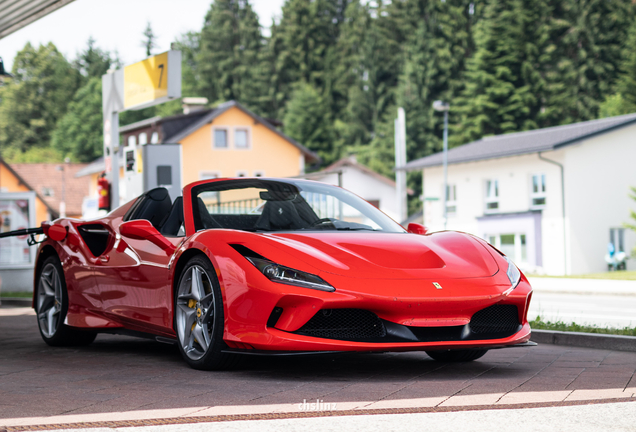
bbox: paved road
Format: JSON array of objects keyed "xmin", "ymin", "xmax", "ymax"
[
  {"xmin": 527, "ymin": 277, "xmax": 636, "ymax": 328},
  {"xmin": 1, "ymin": 307, "xmax": 635, "ymax": 430}
]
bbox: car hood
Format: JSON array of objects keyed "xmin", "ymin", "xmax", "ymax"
[{"xmin": 259, "ymin": 231, "xmax": 499, "ymax": 280}]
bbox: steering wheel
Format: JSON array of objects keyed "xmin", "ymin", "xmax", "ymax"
[{"xmin": 308, "ymin": 218, "xmax": 335, "ymax": 228}]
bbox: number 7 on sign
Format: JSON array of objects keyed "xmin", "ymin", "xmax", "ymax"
[{"xmin": 158, "ymin": 64, "xmax": 164, "ymax": 88}]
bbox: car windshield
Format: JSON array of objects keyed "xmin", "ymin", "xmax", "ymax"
[{"xmin": 191, "ymin": 179, "xmax": 405, "ymax": 233}]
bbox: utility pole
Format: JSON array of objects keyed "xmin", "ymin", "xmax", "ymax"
[
  {"xmin": 395, "ymin": 108, "xmax": 407, "ymax": 223},
  {"xmin": 433, "ymin": 100, "xmax": 450, "ymax": 229}
]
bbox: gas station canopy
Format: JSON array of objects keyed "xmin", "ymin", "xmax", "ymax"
[{"xmin": 0, "ymin": 0, "xmax": 75, "ymax": 39}]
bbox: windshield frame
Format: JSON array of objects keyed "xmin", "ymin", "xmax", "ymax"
[{"xmin": 188, "ymin": 178, "xmax": 406, "ymax": 234}]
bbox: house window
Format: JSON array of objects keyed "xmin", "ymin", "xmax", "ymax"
[
  {"xmin": 128, "ymin": 135, "xmax": 136, "ymax": 147},
  {"xmin": 42, "ymin": 187, "xmax": 54, "ymax": 197},
  {"xmin": 253, "ymin": 171, "xmax": 265, "ymax": 177},
  {"xmin": 446, "ymin": 184, "xmax": 457, "ymax": 215},
  {"xmin": 236, "ymin": 171, "xmax": 248, "ymax": 178},
  {"xmin": 199, "ymin": 171, "xmax": 220, "ymax": 181},
  {"xmin": 151, "ymin": 132, "xmax": 159, "ymax": 144},
  {"xmin": 234, "ymin": 128, "xmax": 250, "ymax": 149},
  {"xmin": 531, "ymin": 174, "xmax": 546, "ymax": 208},
  {"xmin": 485, "ymin": 179, "xmax": 499, "ymax": 212},
  {"xmin": 214, "ymin": 129, "xmax": 228, "ymax": 148},
  {"xmin": 488, "ymin": 233, "xmax": 527, "ymax": 264},
  {"xmin": 610, "ymin": 228, "xmax": 625, "ymax": 253},
  {"xmin": 139, "ymin": 132, "xmax": 148, "ymax": 145}
]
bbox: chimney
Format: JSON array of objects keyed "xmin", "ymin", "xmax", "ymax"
[{"xmin": 182, "ymin": 97, "xmax": 208, "ymax": 114}]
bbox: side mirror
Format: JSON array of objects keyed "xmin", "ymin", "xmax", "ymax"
[
  {"xmin": 120, "ymin": 220, "xmax": 175, "ymax": 252},
  {"xmin": 407, "ymin": 223, "xmax": 428, "ymax": 235}
]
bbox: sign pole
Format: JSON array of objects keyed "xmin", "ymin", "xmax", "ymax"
[{"xmin": 101, "ymin": 50, "xmax": 180, "ymax": 210}]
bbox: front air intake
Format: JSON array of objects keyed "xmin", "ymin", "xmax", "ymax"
[
  {"xmin": 295, "ymin": 309, "xmax": 386, "ymax": 340},
  {"xmin": 469, "ymin": 304, "xmax": 520, "ymax": 337}
]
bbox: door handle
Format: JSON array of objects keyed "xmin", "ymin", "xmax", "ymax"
[{"xmin": 100, "ymin": 255, "xmax": 110, "ymax": 263}]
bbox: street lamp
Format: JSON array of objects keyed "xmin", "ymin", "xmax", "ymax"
[{"xmin": 433, "ymin": 100, "xmax": 450, "ymax": 229}]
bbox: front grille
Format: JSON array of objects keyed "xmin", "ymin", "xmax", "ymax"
[
  {"xmin": 295, "ymin": 309, "xmax": 386, "ymax": 340},
  {"xmin": 469, "ymin": 304, "xmax": 520, "ymax": 336}
]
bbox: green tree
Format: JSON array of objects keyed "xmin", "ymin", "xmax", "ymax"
[
  {"xmin": 73, "ymin": 37, "xmax": 118, "ymax": 82},
  {"xmin": 197, "ymin": 0, "xmax": 265, "ymax": 111},
  {"xmin": 453, "ymin": 0, "xmax": 552, "ymax": 144},
  {"xmin": 599, "ymin": 16, "xmax": 636, "ymax": 118},
  {"xmin": 283, "ymin": 83, "xmax": 334, "ymax": 164},
  {"xmin": 0, "ymin": 42, "xmax": 80, "ymax": 156},
  {"xmin": 51, "ymin": 77, "xmax": 103, "ymax": 162},
  {"xmin": 552, "ymin": 0, "xmax": 633, "ymax": 123},
  {"xmin": 141, "ymin": 22, "xmax": 158, "ymax": 57}
]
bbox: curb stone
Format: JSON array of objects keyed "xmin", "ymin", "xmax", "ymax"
[
  {"xmin": 0, "ymin": 298, "xmax": 31, "ymax": 307},
  {"xmin": 531, "ymin": 329, "xmax": 636, "ymax": 352}
]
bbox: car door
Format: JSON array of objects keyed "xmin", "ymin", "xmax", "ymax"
[{"xmin": 94, "ymin": 221, "xmax": 181, "ymax": 336}]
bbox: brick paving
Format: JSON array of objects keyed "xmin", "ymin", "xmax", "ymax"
[{"xmin": 1, "ymin": 307, "xmax": 635, "ymax": 428}]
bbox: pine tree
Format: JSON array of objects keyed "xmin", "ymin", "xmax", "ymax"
[
  {"xmin": 453, "ymin": 0, "xmax": 553, "ymax": 144},
  {"xmin": 197, "ymin": 0, "xmax": 265, "ymax": 111},
  {"xmin": 141, "ymin": 22, "xmax": 158, "ymax": 58},
  {"xmin": 283, "ymin": 83, "xmax": 334, "ymax": 164},
  {"xmin": 73, "ymin": 37, "xmax": 117, "ymax": 82},
  {"xmin": 0, "ymin": 43, "xmax": 80, "ymax": 155},
  {"xmin": 397, "ymin": 0, "xmax": 474, "ymax": 161},
  {"xmin": 599, "ymin": 15, "xmax": 636, "ymax": 117},
  {"xmin": 551, "ymin": 0, "xmax": 633, "ymax": 123}
]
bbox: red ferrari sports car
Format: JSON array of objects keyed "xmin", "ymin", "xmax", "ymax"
[{"xmin": 29, "ymin": 178, "xmax": 534, "ymax": 370}]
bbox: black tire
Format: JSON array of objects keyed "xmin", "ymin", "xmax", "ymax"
[
  {"xmin": 426, "ymin": 349, "xmax": 488, "ymax": 362},
  {"xmin": 35, "ymin": 256, "xmax": 96, "ymax": 347},
  {"xmin": 174, "ymin": 255, "xmax": 239, "ymax": 370}
]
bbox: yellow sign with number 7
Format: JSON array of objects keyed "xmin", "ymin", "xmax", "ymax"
[{"xmin": 124, "ymin": 51, "xmax": 169, "ymax": 109}]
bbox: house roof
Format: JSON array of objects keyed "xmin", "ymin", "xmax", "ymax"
[
  {"xmin": 164, "ymin": 100, "xmax": 320, "ymax": 163},
  {"xmin": 0, "ymin": 158, "xmax": 58, "ymax": 218},
  {"xmin": 400, "ymin": 112, "xmax": 636, "ymax": 171},
  {"xmin": 11, "ymin": 163, "xmax": 89, "ymax": 217},
  {"xmin": 303, "ymin": 156, "xmax": 414, "ymax": 194}
]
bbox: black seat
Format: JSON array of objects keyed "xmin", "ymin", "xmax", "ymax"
[
  {"xmin": 254, "ymin": 200, "xmax": 303, "ymax": 231},
  {"xmin": 125, "ymin": 187, "xmax": 173, "ymax": 230},
  {"xmin": 196, "ymin": 197, "xmax": 222, "ymax": 229},
  {"xmin": 160, "ymin": 197, "xmax": 184, "ymax": 236}
]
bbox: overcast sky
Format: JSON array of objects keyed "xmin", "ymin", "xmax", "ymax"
[{"xmin": 0, "ymin": 0, "xmax": 285, "ymax": 70}]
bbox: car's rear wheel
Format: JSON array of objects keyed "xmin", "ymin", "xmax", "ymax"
[
  {"xmin": 35, "ymin": 256, "xmax": 96, "ymax": 346},
  {"xmin": 175, "ymin": 255, "xmax": 238, "ymax": 370},
  {"xmin": 426, "ymin": 349, "xmax": 488, "ymax": 362}
]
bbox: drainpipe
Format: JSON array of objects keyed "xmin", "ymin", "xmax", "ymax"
[{"xmin": 538, "ymin": 152, "xmax": 567, "ymax": 275}]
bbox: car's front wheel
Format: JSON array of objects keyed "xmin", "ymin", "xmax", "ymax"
[
  {"xmin": 35, "ymin": 256, "xmax": 96, "ymax": 346},
  {"xmin": 175, "ymin": 255, "xmax": 238, "ymax": 370},
  {"xmin": 426, "ymin": 349, "xmax": 488, "ymax": 362}
]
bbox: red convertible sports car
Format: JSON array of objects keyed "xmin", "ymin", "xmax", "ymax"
[{"xmin": 28, "ymin": 178, "xmax": 534, "ymax": 370}]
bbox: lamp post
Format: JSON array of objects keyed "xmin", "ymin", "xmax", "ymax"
[{"xmin": 432, "ymin": 100, "xmax": 450, "ymax": 229}]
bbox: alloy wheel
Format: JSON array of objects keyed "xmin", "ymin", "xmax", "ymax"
[
  {"xmin": 176, "ymin": 265, "xmax": 215, "ymax": 361},
  {"xmin": 37, "ymin": 262, "xmax": 63, "ymax": 338}
]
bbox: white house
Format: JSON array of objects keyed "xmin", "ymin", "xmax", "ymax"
[
  {"xmin": 400, "ymin": 113, "xmax": 636, "ymax": 276},
  {"xmin": 303, "ymin": 156, "xmax": 408, "ymax": 223}
]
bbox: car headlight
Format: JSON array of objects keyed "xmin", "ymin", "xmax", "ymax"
[
  {"xmin": 504, "ymin": 256, "xmax": 521, "ymax": 291},
  {"xmin": 245, "ymin": 256, "xmax": 335, "ymax": 292}
]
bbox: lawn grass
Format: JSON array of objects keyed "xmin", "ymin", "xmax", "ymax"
[
  {"xmin": 0, "ymin": 291, "xmax": 32, "ymax": 298},
  {"xmin": 528, "ymin": 271, "xmax": 636, "ymax": 281},
  {"xmin": 530, "ymin": 316, "xmax": 636, "ymax": 336}
]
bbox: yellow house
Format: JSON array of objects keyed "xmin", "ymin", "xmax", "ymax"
[
  {"xmin": 120, "ymin": 100, "xmax": 320, "ymax": 185},
  {"xmin": 0, "ymin": 157, "xmax": 55, "ymax": 225},
  {"xmin": 77, "ymin": 100, "xmax": 320, "ymax": 214}
]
